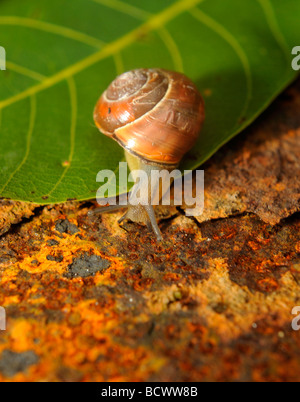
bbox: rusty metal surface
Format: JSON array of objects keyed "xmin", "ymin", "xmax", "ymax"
[
  {"xmin": 0, "ymin": 77, "xmax": 299, "ymax": 382},
  {"xmin": 186, "ymin": 78, "xmax": 300, "ymax": 225}
]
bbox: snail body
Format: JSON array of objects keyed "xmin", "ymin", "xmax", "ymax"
[{"xmin": 92, "ymin": 68, "xmax": 205, "ymax": 240}]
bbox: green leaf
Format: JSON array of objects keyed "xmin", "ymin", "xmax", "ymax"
[{"xmin": 0, "ymin": 0, "xmax": 299, "ymax": 204}]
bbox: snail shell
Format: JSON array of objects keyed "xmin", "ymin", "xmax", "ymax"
[{"xmin": 93, "ymin": 68, "xmax": 205, "ymax": 165}]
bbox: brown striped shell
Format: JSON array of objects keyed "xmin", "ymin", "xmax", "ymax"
[{"xmin": 93, "ymin": 68, "xmax": 205, "ymax": 165}]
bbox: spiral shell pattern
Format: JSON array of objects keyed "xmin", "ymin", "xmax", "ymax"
[{"xmin": 94, "ymin": 68, "xmax": 205, "ymax": 165}]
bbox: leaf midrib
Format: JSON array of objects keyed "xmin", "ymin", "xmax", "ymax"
[{"xmin": 0, "ymin": 0, "xmax": 204, "ymax": 112}]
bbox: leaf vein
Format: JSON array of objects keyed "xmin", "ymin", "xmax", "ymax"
[
  {"xmin": 191, "ymin": 7, "xmax": 253, "ymax": 123},
  {"xmin": 6, "ymin": 61, "xmax": 45, "ymax": 81},
  {"xmin": 256, "ymin": 0, "xmax": 290, "ymax": 64},
  {"xmin": 92, "ymin": 0, "xmax": 151, "ymax": 21},
  {"xmin": 0, "ymin": 0, "xmax": 204, "ymax": 112},
  {"xmin": 0, "ymin": 16, "xmax": 104, "ymax": 49},
  {"xmin": 158, "ymin": 27, "xmax": 184, "ymax": 72},
  {"xmin": 45, "ymin": 77, "xmax": 77, "ymax": 199},
  {"xmin": 0, "ymin": 95, "xmax": 36, "ymax": 194},
  {"xmin": 113, "ymin": 52, "xmax": 124, "ymax": 75}
]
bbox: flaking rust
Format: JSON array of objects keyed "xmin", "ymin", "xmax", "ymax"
[{"xmin": 184, "ymin": 78, "xmax": 300, "ymax": 225}]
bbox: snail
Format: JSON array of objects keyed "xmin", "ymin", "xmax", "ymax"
[{"xmin": 91, "ymin": 68, "xmax": 205, "ymax": 241}]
